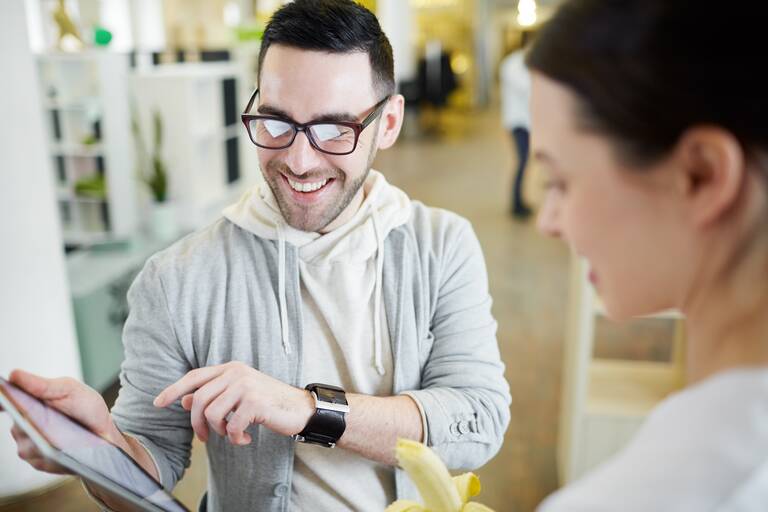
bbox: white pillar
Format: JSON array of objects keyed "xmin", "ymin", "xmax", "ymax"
[
  {"xmin": 474, "ymin": 0, "xmax": 492, "ymax": 107},
  {"xmin": 129, "ymin": 0, "xmax": 167, "ymax": 52},
  {"xmin": 99, "ymin": 0, "xmax": 135, "ymax": 51},
  {"xmin": 377, "ymin": 0, "xmax": 416, "ymax": 84},
  {"xmin": 0, "ymin": 0, "xmax": 82, "ymax": 498}
]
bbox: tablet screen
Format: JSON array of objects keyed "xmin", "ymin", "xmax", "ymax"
[{"xmin": 0, "ymin": 377, "xmax": 189, "ymax": 512}]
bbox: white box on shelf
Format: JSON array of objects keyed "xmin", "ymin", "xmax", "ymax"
[{"xmin": 131, "ymin": 62, "xmax": 253, "ymax": 230}]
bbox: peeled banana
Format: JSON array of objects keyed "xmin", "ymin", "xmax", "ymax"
[{"xmin": 385, "ymin": 438, "xmax": 496, "ymax": 512}]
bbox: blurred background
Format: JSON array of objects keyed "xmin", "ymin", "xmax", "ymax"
[{"xmin": 0, "ymin": 1, "xmax": 686, "ymax": 510}]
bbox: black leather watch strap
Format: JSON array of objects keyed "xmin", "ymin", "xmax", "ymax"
[{"xmin": 294, "ymin": 383, "xmax": 348, "ymax": 448}]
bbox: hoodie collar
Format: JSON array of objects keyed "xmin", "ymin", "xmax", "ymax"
[{"xmin": 222, "ymin": 170, "xmax": 411, "ymax": 372}]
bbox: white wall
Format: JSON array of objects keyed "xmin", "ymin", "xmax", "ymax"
[{"xmin": 0, "ymin": 0, "xmax": 82, "ymax": 498}]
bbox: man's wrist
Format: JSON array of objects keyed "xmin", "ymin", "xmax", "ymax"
[
  {"xmin": 294, "ymin": 388, "xmax": 316, "ymax": 435},
  {"xmin": 293, "ymin": 384, "xmax": 349, "ymax": 448},
  {"xmin": 103, "ymin": 424, "xmax": 131, "ymax": 453}
]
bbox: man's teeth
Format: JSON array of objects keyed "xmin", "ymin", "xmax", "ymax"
[{"xmin": 287, "ymin": 178, "xmax": 329, "ymax": 193}]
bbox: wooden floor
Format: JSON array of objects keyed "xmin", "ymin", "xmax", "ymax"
[
  {"xmin": 381, "ymin": 109, "xmax": 570, "ymax": 511},
  {"xmin": 1, "ymin": 107, "xmax": 672, "ymax": 511}
]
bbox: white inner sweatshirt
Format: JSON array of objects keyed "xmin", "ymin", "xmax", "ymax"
[{"xmin": 222, "ymin": 170, "xmax": 412, "ymax": 511}]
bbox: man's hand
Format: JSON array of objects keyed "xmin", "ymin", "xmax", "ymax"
[
  {"xmin": 5, "ymin": 369, "xmax": 126, "ymax": 474},
  {"xmin": 153, "ymin": 362, "xmax": 314, "ymax": 445}
]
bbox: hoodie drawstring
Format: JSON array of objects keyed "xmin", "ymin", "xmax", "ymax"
[
  {"xmin": 277, "ymin": 215, "xmax": 384, "ymax": 369},
  {"xmin": 277, "ymin": 221, "xmax": 292, "ymax": 355},
  {"xmin": 371, "ymin": 210, "xmax": 386, "ymax": 376}
]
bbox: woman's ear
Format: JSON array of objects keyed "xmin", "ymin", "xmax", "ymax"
[
  {"xmin": 673, "ymin": 126, "xmax": 745, "ymax": 227},
  {"xmin": 376, "ymin": 94, "xmax": 405, "ymax": 150}
]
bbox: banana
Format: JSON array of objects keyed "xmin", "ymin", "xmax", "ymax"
[
  {"xmin": 384, "ymin": 500, "xmax": 426, "ymax": 512},
  {"xmin": 390, "ymin": 438, "xmax": 495, "ymax": 512},
  {"xmin": 453, "ymin": 473, "xmax": 481, "ymax": 503},
  {"xmin": 461, "ymin": 503, "xmax": 495, "ymax": 512},
  {"xmin": 395, "ymin": 438, "xmax": 463, "ymax": 512}
]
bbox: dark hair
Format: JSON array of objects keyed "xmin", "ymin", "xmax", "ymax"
[
  {"xmin": 258, "ymin": 0, "xmax": 395, "ymax": 97},
  {"xmin": 526, "ymin": 0, "xmax": 768, "ymax": 167}
]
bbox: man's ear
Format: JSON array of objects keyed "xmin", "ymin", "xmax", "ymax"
[
  {"xmin": 673, "ymin": 126, "xmax": 745, "ymax": 227},
  {"xmin": 376, "ymin": 94, "xmax": 405, "ymax": 150}
]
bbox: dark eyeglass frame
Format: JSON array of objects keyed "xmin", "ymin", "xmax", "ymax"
[{"xmin": 240, "ymin": 88, "xmax": 391, "ymax": 156}]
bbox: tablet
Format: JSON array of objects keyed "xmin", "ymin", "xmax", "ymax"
[{"xmin": 0, "ymin": 376, "xmax": 190, "ymax": 512}]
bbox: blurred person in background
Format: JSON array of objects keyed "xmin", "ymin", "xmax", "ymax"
[
  {"xmin": 529, "ymin": 0, "xmax": 768, "ymax": 510},
  {"xmin": 500, "ymin": 49, "xmax": 532, "ymax": 219},
  {"xmin": 4, "ymin": 1, "xmax": 510, "ymax": 511}
]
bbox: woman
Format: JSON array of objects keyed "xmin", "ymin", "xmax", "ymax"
[{"xmin": 527, "ymin": 1, "xmax": 768, "ymax": 510}]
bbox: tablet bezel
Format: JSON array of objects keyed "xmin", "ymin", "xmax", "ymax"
[{"xmin": 0, "ymin": 376, "xmax": 190, "ymax": 512}]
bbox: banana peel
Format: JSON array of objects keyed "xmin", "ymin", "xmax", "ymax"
[
  {"xmin": 453, "ymin": 473, "xmax": 482, "ymax": 503},
  {"xmin": 460, "ymin": 503, "xmax": 495, "ymax": 512},
  {"xmin": 385, "ymin": 500, "xmax": 427, "ymax": 512},
  {"xmin": 385, "ymin": 438, "xmax": 495, "ymax": 512}
]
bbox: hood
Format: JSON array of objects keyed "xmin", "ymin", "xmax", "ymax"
[{"xmin": 222, "ymin": 170, "xmax": 411, "ymax": 373}]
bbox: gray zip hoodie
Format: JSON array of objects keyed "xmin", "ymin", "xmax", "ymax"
[{"xmin": 110, "ymin": 174, "xmax": 511, "ymax": 511}]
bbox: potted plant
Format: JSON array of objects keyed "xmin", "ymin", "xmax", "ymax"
[
  {"xmin": 133, "ymin": 109, "xmax": 176, "ymax": 240},
  {"xmin": 73, "ymin": 174, "xmax": 107, "ymax": 233}
]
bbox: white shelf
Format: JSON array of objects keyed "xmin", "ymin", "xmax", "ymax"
[
  {"xmin": 68, "ymin": 197, "xmax": 106, "ymax": 205},
  {"xmin": 61, "ymin": 229, "xmax": 114, "ymax": 246},
  {"xmin": 43, "ymin": 98, "xmax": 100, "ymax": 111},
  {"xmin": 50, "ymin": 142, "xmax": 104, "ymax": 157},
  {"xmin": 36, "ymin": 50, "xmax": 116, "ymax": 62},
  {"xmin": 132, "ymin": 63, "xmax": 248, "ymax": 230},
  {"xmin": 38, "ymin": 52, "xmax": 138, "ymax": 247},
  {"xmin": 57, "ymin": 189, "xmax": 105, "ymax": 204},
  {"xmin": 66, "ymin": 233, "xmax": 175, "ymax": 297}
]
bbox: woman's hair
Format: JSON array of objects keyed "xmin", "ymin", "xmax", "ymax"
[{"xmin": 526, "ymin": 0, "xmax": 768, "ymax": 167}]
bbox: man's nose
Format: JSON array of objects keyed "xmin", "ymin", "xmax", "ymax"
[{"xmin": 282, "ymin": 130, "xmax": 324, "ymax": 176}]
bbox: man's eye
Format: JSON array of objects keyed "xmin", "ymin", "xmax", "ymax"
[
  {"xmin": 263, "ymin": 120, "xmax": 293, "ymax": 138},
  {"xmin": 311, "ymin": 124, "xmax": 345, "ymax": 142}
]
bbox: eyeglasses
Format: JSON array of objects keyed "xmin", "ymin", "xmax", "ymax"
[{"xmin": 241, "ymin": 88, "xmax": 390, "ymax": 156}]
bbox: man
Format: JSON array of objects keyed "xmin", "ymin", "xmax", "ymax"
[{"xmin": 8, "ymin": 1, "xmax": 510, "ymax": 510}]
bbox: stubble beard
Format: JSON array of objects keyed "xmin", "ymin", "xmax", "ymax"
[{"xmin": 263, "ymin": 124, "xmax": 381, "ymax": 232}]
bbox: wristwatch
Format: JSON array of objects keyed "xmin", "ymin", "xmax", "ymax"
[{"xmin": 292, "ymin": 383, "xmax": 349, "ymax": 448}]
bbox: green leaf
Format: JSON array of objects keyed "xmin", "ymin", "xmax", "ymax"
[{"xmin": 74, "ymin": 175, "xmax": 106, "ymax": 199}]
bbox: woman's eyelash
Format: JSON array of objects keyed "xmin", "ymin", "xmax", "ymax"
[{"xmin": 543, "ymin": 179, "xmax": 566, "ymax": 191}]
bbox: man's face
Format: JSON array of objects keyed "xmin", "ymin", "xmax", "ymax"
[{"xmin": 255, "ymin": 45, "xmax": 386, "ymax": 233}]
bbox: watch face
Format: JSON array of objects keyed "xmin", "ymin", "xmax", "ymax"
[{"xmin": 315, "ymin": 386, "xmax": 345, "ymax": 404}]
